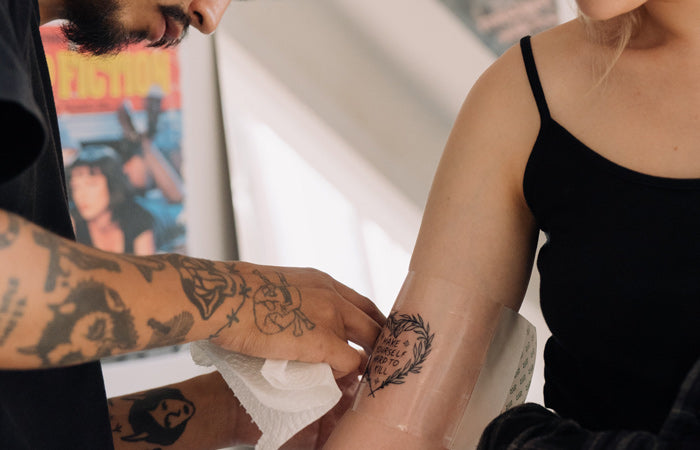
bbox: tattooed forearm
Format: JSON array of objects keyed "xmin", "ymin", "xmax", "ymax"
[
  {"xmin": 165, "ymin": 254, "xmax": 250, "ymax": 320},
  {"xmin": 146, "ymin": 312, "xmax": 194, "ymax": 348},
  {"xmin": 34, "ymin": 230, "xmax": 121, "ymax": 292},
  {"xmin": 365, "ymin": 312, "xmax": 434, "ymax": 397},
  {"xmin": 0, "ymin": 213, "xmax": 21, "ymax": 249},
  {"xmin": 117, "ymin": 254, "xmax": 166, "ymax": 283},
  {"xmin": 0, "ymin": 278, "xmax": 26, "ymax": 346},
  {"xmin": 252, "ymin": 270, "xmax": 315, "ymax": 336},
  {"xmin": 18, "ymin": 280, "xmax": 138, "ymax": 366},
  {"xmin": 121, "ymin": 388, "xmax": 195, "ymax": 445},
  {"xmin": 33, "ymin": 228, "xmax": 167, "ymax": 293}
]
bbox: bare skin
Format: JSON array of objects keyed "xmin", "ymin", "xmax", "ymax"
[
  {"xmin": 0, "ymin": 211, "xmax": 383, "ymax": 376},
  {"xmin": 109, "ymin": 369, "xmax": 362, "ymax": 449},
  {"xmin": 1, "ymin": 1, "xmax": 385, "ymax": 448},
  {"xmin": 325, "ymin": 1, "xmax": 700, "ymax": 448}
]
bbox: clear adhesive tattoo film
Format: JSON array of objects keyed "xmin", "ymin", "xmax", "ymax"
[{"xmin": 352, "ymin": 272, "xmax": 536, "ymax": 449}]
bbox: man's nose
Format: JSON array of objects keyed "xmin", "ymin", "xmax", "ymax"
[{"xmin": 188, "ymin": 0, "xmax": 231, "ymax": 34}]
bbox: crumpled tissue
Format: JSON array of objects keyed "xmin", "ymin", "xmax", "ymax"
[{"xmin": 190, "ymin": 340, "xmax": 341, "ymax": 450}]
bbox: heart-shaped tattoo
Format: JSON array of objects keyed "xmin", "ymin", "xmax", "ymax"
[{"xmin": 365, "ymin": 312, "xmax": 434, "ymax": 397}]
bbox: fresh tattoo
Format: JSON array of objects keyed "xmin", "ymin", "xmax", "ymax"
[
  {"xmin": 34, "ymin": 230, "xmax": 121, "ymax": 292},
  {"xmin": 365, "ymin": 312, "xmax": 434, "ymax": 397},
  {"xmin": 0, "ymin": 213, "xmax": 21, "ymax": 249},
  {"xmin": 0, "ymin": 278, "xmax": 26, "ymax": 346},
  {"xmin": 146, "ymin": 312, "xmax": 194, "ymax": 348},
  {"xmin": 18, "ymin": 280, "xmax": 138, "ymax": 366},
  {"xmin": 121, "ymin": 388, "xmax": 196, "ymax": 446},
  {"xmin": 253, "ymin": 270, "xmax": 315, "ymax": 336},
  {"xmin": 165, "ymin": 254, "xmax": 250, "ymax": 320},
  {"xmin": 118, "ymin": 254, "xmax": 167, "ymax": 283}
]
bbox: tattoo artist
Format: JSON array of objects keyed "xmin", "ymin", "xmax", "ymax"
[{"xmin": 0, "ymin": 0, "xmax": 385, "ymax": 448}]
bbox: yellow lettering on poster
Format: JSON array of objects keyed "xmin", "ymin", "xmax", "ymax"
[{"xmin": 52, "ymin": 50, "xmax": 174, "ymax": 100}]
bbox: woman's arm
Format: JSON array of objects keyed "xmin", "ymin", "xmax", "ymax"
[
  {"xmin": 325, "ymin": 43, "xmax": 541, "ymax": 449},
  {"xmin": 0, "ymin": 209, "xmax": 384, "ymax": 376}
]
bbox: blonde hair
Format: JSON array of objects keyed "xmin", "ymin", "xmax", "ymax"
[{"xmin": 579, "ymin": 7, "xmax": 643, "ymax": 85}]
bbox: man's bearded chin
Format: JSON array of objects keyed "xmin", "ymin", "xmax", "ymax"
[{"xmin": 60, "ymin": 0, "xmax": 148, "ymax": 55}]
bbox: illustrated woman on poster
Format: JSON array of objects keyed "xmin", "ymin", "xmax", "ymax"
[{"xmin": 68, "ymin": 146, "xmax": 156, "ymax": 255}]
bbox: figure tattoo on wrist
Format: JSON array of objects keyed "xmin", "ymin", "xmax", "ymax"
[
  {"xmin": 365, "ymin": 312, "xmax": 434, "ymax": 397},
  {"xmin": 120, "ymin": 388, "xmax": 195, "ymax": 446}
]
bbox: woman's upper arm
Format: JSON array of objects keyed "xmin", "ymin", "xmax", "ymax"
[
  {"xmin": 410, "ymin": 43, "xmax": 541, "ymax": 311},
  {"xmin": 324, "ymin": 44, "xmax": 546, "ymax": 450}
]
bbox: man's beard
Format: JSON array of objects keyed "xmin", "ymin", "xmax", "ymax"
[{"xmin": 61, "ymin": 0, "xmax": 190, "ymax": 55}]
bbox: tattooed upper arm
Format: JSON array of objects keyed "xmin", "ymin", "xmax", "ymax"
[
  {"xmin": 0, "ymin": 278, "xmax": 26, "ymax": 347},
  {"xmin": 0, "ymin": 213, "xmax": 21, "ymax": 250}
]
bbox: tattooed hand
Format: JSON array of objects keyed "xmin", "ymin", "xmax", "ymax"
[{"xmin": 175, "ymin": 261, "xmax": 385, "ymax": 377}]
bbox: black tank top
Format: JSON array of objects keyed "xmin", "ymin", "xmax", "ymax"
[{"xmin": 520, "ymin": 36, "xmax": 700, "ymax": 433}]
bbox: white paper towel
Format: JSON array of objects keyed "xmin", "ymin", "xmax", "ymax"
[{"xmin": 190, "ymin": 340, "xmax": 341, "ymax": 450}]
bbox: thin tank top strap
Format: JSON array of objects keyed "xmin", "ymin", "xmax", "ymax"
[{"xmin": 520, "ymin": 36, "xmax": 551, "ymax": 120}]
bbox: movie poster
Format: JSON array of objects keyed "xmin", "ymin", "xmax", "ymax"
[
  {"xmin": 41, "ymin": 26, "xmax": 186, "ymax": 361},
  {"xmin": 41, "ymin": 25, "xmax": 186, "ymax": 257},
  {"xmin": 439, "ymin": 0, "xmax": 559, "ymax": 55}
]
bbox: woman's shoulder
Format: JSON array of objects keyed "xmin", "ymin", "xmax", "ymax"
[
  {"xmin": 526, "ymin": 20, "xmax": 599, "ymax": 107},
  {"xmin": 446, "ymin": 21, "xmax": 592, "ymax": 190},
  {"xmin": 486, "ymin": 21, "xmax": 591, "ymax": 93},
  {"xmin": 465, "ymin": 21, "xmax": 587, "ymax": 119},
  {"xmin": 462, "ymin": 20, "xmax": 593, "ymax": 133}
]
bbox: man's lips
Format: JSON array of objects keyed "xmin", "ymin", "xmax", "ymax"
[
  {"xmin": 149, "ymin": 16, "xmax": 167, "ymax": 43},
  {"xmin": 164, "ymin": 14, "xmax": 184, "ymax": 42},
  {"xmin": 149, "ymin": 14, "xmax": 183, "ymax": 44}
]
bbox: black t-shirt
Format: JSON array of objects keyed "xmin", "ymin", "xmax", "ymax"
[{"xmin": 0, "ymin": 1, "xmax": 114, "ymax": 448}]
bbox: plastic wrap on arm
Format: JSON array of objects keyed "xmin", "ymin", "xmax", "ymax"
[{"xmin": 351, "ymin": 272, "xmax": 536, "ymax": 449}]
